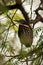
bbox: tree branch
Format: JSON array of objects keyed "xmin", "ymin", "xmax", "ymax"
[{"xmin": 0, "ymin": 0, "xmax": 43, "ymax": 25}]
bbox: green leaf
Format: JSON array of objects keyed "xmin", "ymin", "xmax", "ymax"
[
  {"xmin": 8, "ymin": 45, "xmax": 15, "ymax": 54},
  {"xmin": 0, "ymin": 4, "xmax": 8, "ymax": 14},
  {"xmin": 14, "ymin": 13, "xmax": 25, "ymax": 20},
  {"xmin": 11, "ymin": 25, "xmax": 18, "ymax": 33},
  {"xmin": 18, "ymin": 50, "xmax": 28, "ymax": 60}
]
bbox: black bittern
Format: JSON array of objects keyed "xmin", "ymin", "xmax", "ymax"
[{"xmin": 18, "ymin": 20, "xmax": 33, "ymax": 47}]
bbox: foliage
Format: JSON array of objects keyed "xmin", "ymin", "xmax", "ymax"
[{"xmin": 0, "ymin": 0, "xmax": 43, "ymax": 65}]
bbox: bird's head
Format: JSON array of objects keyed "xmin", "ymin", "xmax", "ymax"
[{"xmin": 17, "ymin": 19, "xmax": 29, "ymax": 25}]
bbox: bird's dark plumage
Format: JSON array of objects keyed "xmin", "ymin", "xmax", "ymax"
[{"xmin": 18, "ymin": 20, "xmax": 33, "ymax": 47}]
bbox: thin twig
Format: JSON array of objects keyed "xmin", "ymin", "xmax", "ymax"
[
  {"xmin": 3, "ymin": 55, "xmax": 19, "ymax": 65},
  {"xmin": 30, "ymin": 0, "xmax": 33, "ymax": 19},
  {"xmin": 1, "ymin": 23, "xmax": 11, "ymax": 52}
]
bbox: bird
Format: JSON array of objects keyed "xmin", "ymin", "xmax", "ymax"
[{"xmin": 18, "ymin": 19, "xmax": 33, "ymax": 47}]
